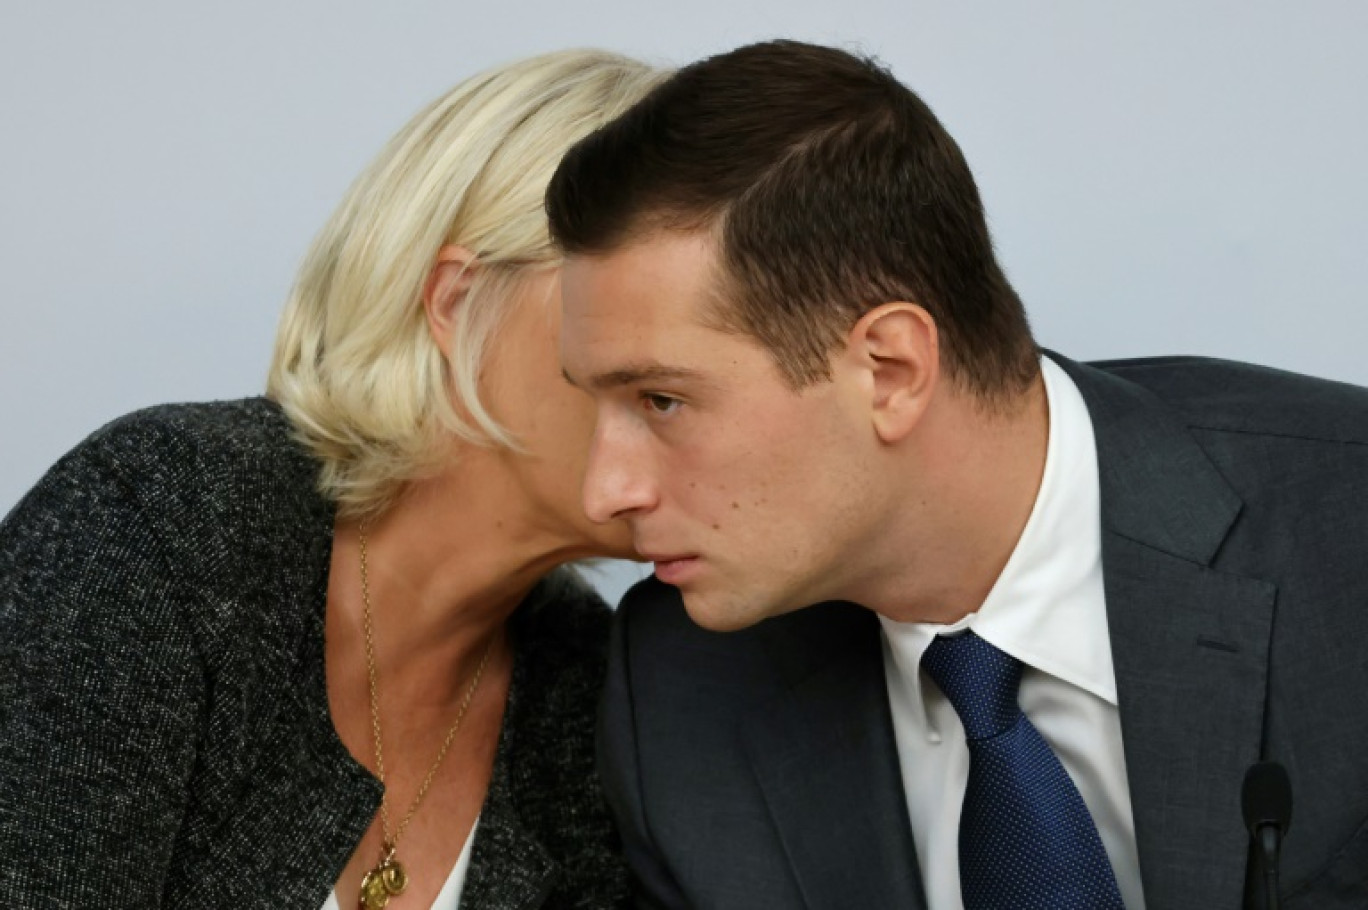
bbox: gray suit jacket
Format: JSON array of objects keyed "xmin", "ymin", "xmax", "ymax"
[{"xmin": 599, "ymin": 354, "xmax": 1368, "ymax": 909}]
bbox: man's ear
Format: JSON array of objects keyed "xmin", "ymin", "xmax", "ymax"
[
  {"xmin": 423, "ymin": 244, "xmax": 479, "ymax": 357},
  {"xmin": 844, "ymin": 302, "xmax": 939, "ymax": 444}
]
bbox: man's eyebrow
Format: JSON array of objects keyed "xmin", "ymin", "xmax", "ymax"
[{"xmin": 562, "ymin": 363, "xmax": 708, "ymax": 391}]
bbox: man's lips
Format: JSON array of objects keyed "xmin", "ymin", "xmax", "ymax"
[{"xmin": 639, "ymin": 552, "xmax": 701, "ymax": 586}]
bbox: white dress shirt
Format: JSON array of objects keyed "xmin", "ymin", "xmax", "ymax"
[
  {"xmin": 321, "ymin": 816, "xmax": 479, "ymax": 910},
  {"xmin": 878, "ymin": 357, "xmax": 1146, "ymax": 910}
]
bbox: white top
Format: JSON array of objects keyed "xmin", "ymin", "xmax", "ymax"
[
  {"xmin": 878, "ymin": 357, "xmax": 1146, "ymax": 910},
  {"xmin": 321, "ymin": 816, "xmax": 479, "ymax": 910}
]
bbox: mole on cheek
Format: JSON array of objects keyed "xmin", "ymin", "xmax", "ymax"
[
  {"xmin": 730, "ymin": 502, "xmax": 739, "ymax": 510},
  {"xmin": 712, "ymin": 523, "xmax": 721, "ymax": 530}
]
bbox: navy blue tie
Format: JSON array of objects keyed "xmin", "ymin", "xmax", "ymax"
[{"xmin": 921, "ymin": 630, "xmax": 1125, "ymax": 910}]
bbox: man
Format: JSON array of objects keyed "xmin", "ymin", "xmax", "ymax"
[{"xmin": 548, "ymin": 40, "xmax": 1368, "ymax": 910}]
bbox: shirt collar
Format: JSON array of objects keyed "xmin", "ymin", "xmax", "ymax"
[{"xmin": 879, "ymin": 356, "xmax": 1116, "ymax": 729}]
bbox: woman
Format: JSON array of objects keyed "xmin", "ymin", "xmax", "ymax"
[{"xmin": 0, "ymin": 50, "xmax": 662, "ymax": 908}]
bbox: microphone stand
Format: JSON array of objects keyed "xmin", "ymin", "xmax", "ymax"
[
  {"xmin": 1254, "ymin": 822, "xmax": 1282, "ymax": 910},
  {"xmin": 1242, "ymin": 761, "xmax": 1292, "ymax": 910}
]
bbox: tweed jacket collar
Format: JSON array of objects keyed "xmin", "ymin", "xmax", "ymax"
[{"xmin": 295, "ymin": 554, "xmax": 570, "ymax": 909}]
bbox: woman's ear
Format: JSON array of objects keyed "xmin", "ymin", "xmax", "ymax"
[
  {"xmin": 846, "ymin": 302, "xmax": 940, "ymax": 444},
  {"xmin": 423, "ymin": 244, "xmax": 479, "ymax": 356}
]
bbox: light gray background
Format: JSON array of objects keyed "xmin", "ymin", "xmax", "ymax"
[{"xmin": 3, "ymin": 2, "xmax": 1365, "ymax": 603}]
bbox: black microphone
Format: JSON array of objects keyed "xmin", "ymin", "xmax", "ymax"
[{"xmin": 1242, "ymin": 761, "xmax": 1293, "ymax": 910}]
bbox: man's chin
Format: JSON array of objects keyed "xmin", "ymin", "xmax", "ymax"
[{"xmin": 678, "ymin": 589, "xmax": 768, "ymax": 633}]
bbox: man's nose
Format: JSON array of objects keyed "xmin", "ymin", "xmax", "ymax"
[{"xmin": 582, "ymin": 422, "xmax": 658, "ymax": 523}]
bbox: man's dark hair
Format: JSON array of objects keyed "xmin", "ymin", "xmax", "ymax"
[{"xmin": 546, "ymin": 39, "xmax": 1038, "ymax": 398}]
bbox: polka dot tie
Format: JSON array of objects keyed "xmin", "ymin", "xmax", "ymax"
[{"xmin": 921, "ymin": 630, "xmax": 1126, "ymax": 910}]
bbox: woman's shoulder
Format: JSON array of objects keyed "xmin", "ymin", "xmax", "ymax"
[
  {"xmin": 0, "ymin": 399, "xmax": 346, "ymax": 903},
  {"xmin": 0, "ymin": 398, "xmax": 308, "ymax": 730},
  {"xmin": 40, "ymin": 397, "xmax": 325, "ymax": 534},
  {"xmin": 8, "ymin": 397, "xmax": 290, "ymax": 531},
  {"xmin": 4, "ymin": 397, "xmax": 332, "ymax": 633},
  {"xmin": 74, "ymin": 397, "xmax": 309, "ymax": 485}
]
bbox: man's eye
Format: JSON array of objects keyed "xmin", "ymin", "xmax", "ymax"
[{"xmin": 642, "ymin": 393, "xmax": 681, "ymax": 415}]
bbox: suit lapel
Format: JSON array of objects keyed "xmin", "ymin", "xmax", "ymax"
[
  {"xmin": 740, "ymin": 604, "xmax": 926, "ymax": 910},
  {"xmin": 1059, "ymin": 354, "xmax": 1276, "ymax": 910},
  {"xmin": 459, "ymin": 766, "xmax": 560, "ymax": 910},
  {"xmin": 458, "ymin": 630, "xmax": 561, "ymax": 910}
]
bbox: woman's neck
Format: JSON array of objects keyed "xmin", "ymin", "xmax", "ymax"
[{"xmin": 327, "ymin": 444, "xmax": 593, "ymax": 705}]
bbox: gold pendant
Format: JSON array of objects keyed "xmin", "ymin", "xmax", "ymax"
[{"xmin": 359, "ymin": 845, "xmax": 409, "ymax": 910}]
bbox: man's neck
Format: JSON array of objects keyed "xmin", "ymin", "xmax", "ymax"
[{"xmin": 856, "ymin": 370, "xmax": 1051, "ymax": 625}]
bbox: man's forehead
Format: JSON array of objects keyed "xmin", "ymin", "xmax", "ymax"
[{"xmin": 559, "ymin": 230, "xmax": 747, "ymax": 387}]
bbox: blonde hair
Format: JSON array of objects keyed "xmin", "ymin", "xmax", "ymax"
[{"xmin": 268, "ymin": 50, "xmax": 666, "ymax": 519}]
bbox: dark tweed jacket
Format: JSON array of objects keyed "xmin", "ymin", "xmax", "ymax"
[{"xmin": 0, "ymin": 398, "xmax": 629, "ymax": 909}]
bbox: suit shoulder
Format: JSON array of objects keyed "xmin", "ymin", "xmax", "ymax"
[
  {"xmin": 614, "ymin": 577, "xmax": 878, "ymax": 706},
  {"xmin": 616, "ymin": 575, "xmax": 695, "ymax": 637},
  {"xmin": 513, "ymin": 569, "xmax": 614, "ymax": 671},
  {"xmin": 613, "ymin": 575, "xmax": 775, "ymax": 663},
  {"xmin": 1090, "ymin": 355, "xmax": 1368, "ymax": 445}
]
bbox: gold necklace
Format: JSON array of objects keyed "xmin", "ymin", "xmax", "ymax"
[{"xmin": 356, "ymin": 526, "xmax": 495, "ymax": 910}]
